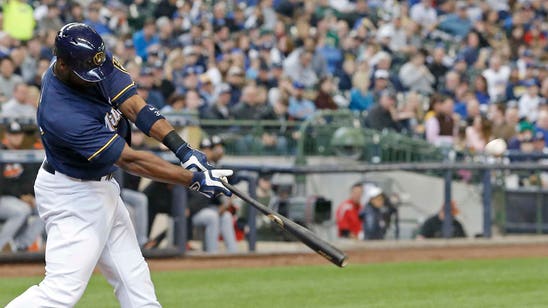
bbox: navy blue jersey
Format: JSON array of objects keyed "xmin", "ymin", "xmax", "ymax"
[{"xmin": 37, "ymin": 59, "xmax": 137, "ymax": 180}]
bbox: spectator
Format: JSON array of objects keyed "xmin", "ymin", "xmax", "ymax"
[
  {"xmin": 399, "ymin": 49, "xmax": 435, "ymax": 94},
  {"xmin": 132, "ymin": 18, "xmax": 159, "ymax": 61},
  {"xmin": 518, "ymin": 80, "xmax": 542, "ymax": 123},
  {"xmin": 233, "ymin": 85, "xmax": 276, "ymax": 120},
  {"xmin": 507, "ymin": 121, "xmax": 534, "ymax": 153},
  {"xmin": 119, "ymin": 126, "xmax": 150, "ymax": 247},
  {"xmin": 465, "ymin": 114, "xmax": 493, "ymax": 153},
  {"xmin": 493, "ymin": 106, "xmax": 520, "ymax": 142},
  {"xmin": 472, "ymin": 75, "xmax": 491, "ymax": 106},
  {"xmin": 417, "ymin": 202, "xmax": 466, "ymax": 239},
  {"xmin": 84, "ymin": 2, "xmax": 111, "ymax": 36},
  {"xmin": 349, "ymin": 75, "xmax": 374, "ymax": 113},
  {"xmin": 187, "ymin": 136, "xmax": 237, "ymax": 253},
  {"xmin": 482, "ymin": 55, "xmax": 511, "ymax": 103},
  {"xmin": 425, "ymin": 94, "xmax": 456, "ymax": 147},
  {"xmin": 203, "ymin": 83, "xmax": 233, "ymax": 120},
  {"xmin": 283, "ymin": 49, "xmax": 319, "ymax": 89},
  {"xmin": 287, "ymin": 82, "xmax": 316, "ymax": 121},
  {"xmin": 0, "ymin": 121, "xmax": 44, "ymax": 252},
  {"xmin": 371, "ymin": 69, "xmax": 393, "ymax": 102},
  {"xmin": 335, "ymin": 183, "xmax": 363, "ymax": 239},
  {"xmin": 1, "ymin": 83, "xmax": 35, "ymax": 119},
  {"xmin": 314, "ymin": 76, "xmax": 338, "ymax": 110},
  {"xmin": 534, "ymin": 110, "xmax": 548, "ymax": 147},
  {"xmin": 0, "ymin": 57, "xmax": 24, "ymax": 103},
  {"xmin": 362, "ymin": 186, "xmax": 397, "ymax": 240},
  {"xmin": 428, "ymin": 46, "xmax": 450, "ymax": 90},
  {"xmin": 364, "ymin": 90, "xmax": 401, "ymax": 132},
  {"xmin": 2, "ymin": 0, "xmax": 35, "ymax": 41},
  {"xmin": 438, "ymin": 1, "xmax": 472, "ymax": 38},
  {"xmin": 409, "ymin": 0, "xmax": 438, "ymax": 34}
]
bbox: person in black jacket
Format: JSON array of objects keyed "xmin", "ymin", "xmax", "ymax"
[
  {"xmin": 362, "ymin": 186, "xmax": 397, "ymax": 240},
  {"xmin": 364, "ymin": 90, "xmax": 402, "ymax": 132},
  {"xmin": 417, "ymin": 201, "xmax": 466, "ymax": 239},
  {"xmin": 0, "ymin": 121, "xmax": 44, "ymax": 252}
]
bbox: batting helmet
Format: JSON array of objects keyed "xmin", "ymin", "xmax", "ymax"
[{"xmin": 54, "ymin": 23, "xmax": 114, "ymax": 82}]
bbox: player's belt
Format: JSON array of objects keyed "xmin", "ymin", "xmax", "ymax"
[{"xmin": 42, "ymin": 161, "xmax": 114, "ymax": 182}]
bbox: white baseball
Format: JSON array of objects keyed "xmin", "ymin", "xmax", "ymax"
[{"xmin": 484, "ymin": 138, "xmax": 507, "ymax": 156}]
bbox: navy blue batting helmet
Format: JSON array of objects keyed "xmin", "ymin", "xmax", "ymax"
[{"xmin": 54, "ymin": 23, "xmax": 114, "ymax": 82}]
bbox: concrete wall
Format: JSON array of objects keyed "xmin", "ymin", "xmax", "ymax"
[{"xmin": 223, "ymin": 156, "xmax": 484, "ymax": 239}]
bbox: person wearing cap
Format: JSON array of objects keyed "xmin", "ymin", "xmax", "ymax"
[
  {"xmin": 0, "ymin": 121, "xmax": 45, "ymax": 252},
  {"xmin": 203, "ymin": 83, "xmax": 233, "ymax": 120},
  {"xmin": 1, "ymin": 82, "xmax": 36, "ymax": 119},
  {"xmin": 335, "ymin": 183, "xmax": 364, "ymax": 239},
  {"xmin": 417, "ymin": 201, "xmax": 466, "ymax": 239},
  {"xmin": 226, "ymin": 66, "xmax": 245, "ymax": 106},
  {"xmin": 361, "ymin": 186, "xmax": 397, "ymax": 240},
  {"xmin": 517, "ymin": 79, "xmax": 542, "ymax": 122},
  {"xmin": 371, "ymin": 69, "xmax": 392, "ymax": 101},
  {"xmin": 364, "ymin": 89, "xmax": 402, "ymax": 132},
  {"xmin": 288, "ymin": 81, "xmax": 316, "ymax": 120},
  {"xmin": 507, "ymin": 121, "xmax": 535, "ymax": 154}
]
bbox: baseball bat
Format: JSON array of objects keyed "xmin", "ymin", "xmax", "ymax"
[{"xmin": 221, "ymin": 178, "xmax": 348, "ymax": 268}]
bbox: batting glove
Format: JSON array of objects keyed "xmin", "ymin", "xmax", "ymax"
[
  {"xmin": 177, "ymin": 146, "xmax": 212, "ymax": 172},
  {"xmin": 190, "ymin": 169, "xmax": 233, "ymax": 198}
]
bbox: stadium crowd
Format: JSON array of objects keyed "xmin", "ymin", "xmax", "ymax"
[{"xmin": 0, "ymin": 0, "xmax": 547, "ymax": 249}]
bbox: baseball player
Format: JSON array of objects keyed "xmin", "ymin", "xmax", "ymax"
[{"xmin": 7, "ymin": 23, "xmax": 232, "ymax": 307}]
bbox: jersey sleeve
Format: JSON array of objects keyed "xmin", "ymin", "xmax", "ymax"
[
  {"xmin": 48, "ymin": 115, "xmax": 126, "ymax": 165},
  {"xmin": 102, "ymin": 57, "xmax": 137, "ymax": 108}
]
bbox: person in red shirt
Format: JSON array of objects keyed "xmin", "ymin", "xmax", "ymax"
[{"xmin": 336, "ymin": 183, "xmax": 364, "ymax": 238}]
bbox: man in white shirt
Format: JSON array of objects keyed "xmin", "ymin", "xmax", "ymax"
[
  {"xmin": 1, "ymin": 82, "xmax": 36, "ymax": 119},
  {"xmin": 518, "ymin": 80, "xmax": 542, "ymax": 123},
  {"xmin": 482, "ymin": 55, "xmax": 510, "ymax": 103},
  {"xmin": 410, "ymin": 0, "xmax": 438, "ymax": 32}
]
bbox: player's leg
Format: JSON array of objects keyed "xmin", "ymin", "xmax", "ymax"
[
  {"xmin": 121, "ymin": 188, "xmax": 149, "ymax": 246},
  {"xmin": 191, "ymin": 207, "xmax": 220, "ymax": 253},
  {"xmin": 97, "ymin": 194, "xmax": 160, "ymax": 308},
  {"xmin": 219, "ymin": 211, "xmax": 238, "ymax": 253},
  {"xmin": 0, "ymin": 196, "xmax": 31, "ymax": 250},
  {"xmin": 6, "ymin": 170, "xmax": 116, "ymax": 307}
]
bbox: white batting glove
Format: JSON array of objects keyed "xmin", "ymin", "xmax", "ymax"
[{"xmin": 189, "ymin": 169, "xmax": 233, "ymax": 198}]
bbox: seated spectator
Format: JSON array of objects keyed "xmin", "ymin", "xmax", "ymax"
[
  {"xmin": 119, "ymin": 126, "xmax": 150, "ymax": 247},
  {"xmin": 364, "ymin": 90, "xmax": 402, "ymax": 132},
  {"xmin": 397, "ymin": 91, "xmax": 424, "ymax": 136},
  {"xmin": 1, "ymin": 82, "xmax": 36, "ymax": 119},
  {"xmin": 335, "ymin": 183, "xmax": 363, "ymax": 239},
  {"xmin": 534, "ymin": 110, "xmax": 548, "ymax": 147},
  {"xmin": 362, "ymin": 186, "xmax": 397, "ymax": 240},
  {"xmin": 203, "ymin": 83, "xmax": 233, "ymax": 120},
  {"xmin": 314, "ymin": 76, "xmax": 338, "ymax": 110},
  {"xmin": 187, "ymin": 136, "xmax": 237, "ymax": 253},
  {"xmin": 438, "ymin": 1, "xmax": 472, "ymax": 38},
  {"xmin": 472, "ymin": 75, "xmax": 490, "ymax": 106},
  {"xmin": 482, "ymin": 55, "xmax": 510, "ymax": 103},
  {"xmin": 0, "ymin": 121, "xmax": 44, "ymax": 252},
  {"xmin": 425, "ymin": 94, "xmax": 456, "ymax": 147},
  {"xmin": 493, "ymin": 106, "xmax": 519, "ymax": 142},
  {"xmin": 465, "ymin": 114, "xmax": 493, "ymax": 153},
  {"xmin": 507, "ymin": 121, "xmax": 534, "ymax": 153},
  {"xmin": 399, "ymin": 49, "xmax": 435, "ymax": 95},
  {"xmin": 518, "ymin": 80, "xmax": 542, "ymax": 123},
  {"xmin": 349, "ymin": 73, "xmax": 374, "ymax": 112},
  {"xmin": 287, "ymin": 81, "xmax": 316, "ymax": 121},
  {"xmin": 0, "ymin": 57, "xmax": 24, "ymax": 103},
  {"xmin": 283, "ymin": 49, "xmax": 319, "ymax": 89},
  {"xmin": 160, "ymin": 94, "xmax": 185, "ymax": 114},
  {"xmin": 417, "ymin": 201, "xmax": 466, "ymax": 239}
]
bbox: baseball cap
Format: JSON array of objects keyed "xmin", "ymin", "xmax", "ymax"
[
  {"xmin": 519, "ymin": 121, "xmax": 534, "ymax": 132},
  {"xmin": 367, "ymin": 186, "xmax": 383, "ymax": 199},
  {"xmin": 216, "ymin": 83, "xmax": 231, "ymax": 95},
  {"xmin": 374, "ymin": 69, "xmax": 390, "ymax": 79},
  {"xmin": 293, "ymin": 81, "xmax": 305, "ymax": 89},
  {"xmin": 6, "ymin": 121, "xmax": 23, "ymax": 134}
]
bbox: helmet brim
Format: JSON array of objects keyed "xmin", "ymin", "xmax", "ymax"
[{"xmin": 72, "ymin": 53, "xmax": 115, "ymax": 82}]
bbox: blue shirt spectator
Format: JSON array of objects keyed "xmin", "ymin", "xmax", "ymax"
[
  {"xmin": 349, "ymin": 88, "xmax": 374, "ymax": 112},
  {"xmin": 132, "ymin": 20, "xmax": 159, "ymax": 61}
]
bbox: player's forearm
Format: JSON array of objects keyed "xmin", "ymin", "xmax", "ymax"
[{"xmin": 116, "ymin": 146, "xmax": 192, "ymax": 186}]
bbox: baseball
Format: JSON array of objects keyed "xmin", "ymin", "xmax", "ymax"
[{"xmin": 484, "ymin": 138, "xmax": 507, "ymax": 156}]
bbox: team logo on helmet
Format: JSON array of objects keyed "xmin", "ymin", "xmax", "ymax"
[{"xmin": 93, "ymin": 51, "xmax": 106, "ymax": 66}]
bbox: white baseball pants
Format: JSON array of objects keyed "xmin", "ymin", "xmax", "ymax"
[{"xmin": 6, "ymin": 168, "xmax": 161, "ymax": 308}]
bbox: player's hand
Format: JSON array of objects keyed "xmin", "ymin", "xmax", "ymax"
[
  {"xmin": 189, "ymin": 169, "xmax": 233, "ymax": 198},
  {"xmin": 178, "ymin": 147, "xmax": 212, "ymax": 171}
]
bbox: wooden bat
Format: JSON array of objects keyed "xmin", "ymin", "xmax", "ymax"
[{"xmin": 221, "ymin": 178, "xmax": 348, "ymax": 268}]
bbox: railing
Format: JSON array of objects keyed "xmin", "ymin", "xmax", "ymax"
[{"xmin": 3, "ymin": 149, "xmax": 548, "ymax": 260}]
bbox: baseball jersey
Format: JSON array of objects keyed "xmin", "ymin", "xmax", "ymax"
[{"xmin": 37, "ymin": 59, "xmax": 136, "ymax": 180}]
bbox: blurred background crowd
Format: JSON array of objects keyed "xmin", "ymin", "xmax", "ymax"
[
  {"xmin": 0, "ymin": 0, "xmax": 546, "ymax": 155},
  {"xmin": 0, "ymin": 0, "xmax": 547, "ymax": 251}
]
